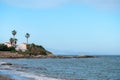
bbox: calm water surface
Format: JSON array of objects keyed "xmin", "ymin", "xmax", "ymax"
[{"xmin": 0, "ymin": 56, "xmax": 120, "ymax": 80}]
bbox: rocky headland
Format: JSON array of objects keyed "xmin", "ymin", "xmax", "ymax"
[
  {"xmin": 0, "ymin": 43, "xmax": 95, "ymax": 59},
  {"xmin": 0, "ymin": 51, "xmax": 96, "ymax": 59}
]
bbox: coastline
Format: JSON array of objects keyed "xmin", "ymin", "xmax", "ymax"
[
  {"xmin": 0, "ymin": 56, "xmax": 119, "ymax": 80},
  {"xmin": 0, "ymin": 51, "xmax": 97, "ymax": 59},
  {"xmin": 0, "ymin": 75, "xmax": 12, "ymax": 80},
  {"xmin": 0, "ymin": 51, "xmax": 96, "ymax": 59}
]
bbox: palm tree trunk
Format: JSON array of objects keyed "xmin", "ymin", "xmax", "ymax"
[
  {"xmin": 13, "ymin": 35, "xmax": 15, "ymax": 47},
  {"xmin": 13, "ymin": 35, "xmax": 15, "ymax": 39},
  {"xmin": 27, "ymin": 38, "xmax": 28, "ymax": 44}
]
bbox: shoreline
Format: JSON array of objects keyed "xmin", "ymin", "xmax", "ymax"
[
  {"xmin": 0, "ymin": 75, "xmax": 13, "ymax": 80},
  {"xmin": 0, "ymin": 51, "xmax": 96, "ymax": 59}
]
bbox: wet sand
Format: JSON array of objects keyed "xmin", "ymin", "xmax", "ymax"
[{"xmin": 0, "ymin": 75, "xmax": 13, "ymax": 80}]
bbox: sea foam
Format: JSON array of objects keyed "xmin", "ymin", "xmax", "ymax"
[
  {"xmin": 13, "ymin": 70, "xmax": 63, "ymax": 80},
  {"xmin": 0, "ymin": 62, "xmax": 63, "ymax": 80}
]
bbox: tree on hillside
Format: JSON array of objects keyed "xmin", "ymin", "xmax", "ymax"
[
  {"xmin": 11, "ymin": 30, "xmax": 17, "ymax": 47},
  {"xmin": 25, "ymin": 33, "xmax": 30, "ymax": 44},
  {"xmin": 9, "ymin": 38, "xmax": 18, "ymax": 47},
  {"xmin": 9, "ymin": 38, "xmax": 14, "ymax": 45},
  {"xmin": 14, "ymin": 38, "xmax": 18, "ymax": 45}
]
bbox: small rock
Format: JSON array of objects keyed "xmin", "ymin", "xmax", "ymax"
[{"xmin": 1, "ymin": 62, "xmax": 12, "ymax": 65}]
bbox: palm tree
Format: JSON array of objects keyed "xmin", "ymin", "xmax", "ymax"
[
  {"xmin": 9, "ymin": 38, "xmax": 17, "ymax": 47},
  {"xmin": 9, "ymin": 38, "xmax": 14, "ymax": 45},
  {"xmin": 25, "ymin": 33, "xmax": 30, "ymax": 44},
  {"xmin": 12, "ymin": 30, "xmax": 17, "ymax": 47},
  {"xmin": 14, "ymin": 38, "xmax": 18, "ymax": 45},
  {"xmin": 12, "ymin": 30, "xmax": 17, "ymax": 39}
]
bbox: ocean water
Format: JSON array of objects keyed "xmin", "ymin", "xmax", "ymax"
[{"xmin": 0, "ymin": 56, "xmax": 120, "ymax": 80}]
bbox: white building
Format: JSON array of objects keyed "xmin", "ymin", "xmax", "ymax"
[
  {"xmin": 4, "ymin": 42, "xmax": 27, "ymax": 52},
  {"xmin": 4, "ymin": 42, "xmax": 12, "ymax": 47},
  {"xmin": 16, "ymin": 43, "xmax": 27, "ymax": 52}
]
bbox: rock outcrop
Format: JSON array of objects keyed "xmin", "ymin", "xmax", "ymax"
[{"xmin": 0, "ymin": 62, "xmax": 12, "ymax": 65}]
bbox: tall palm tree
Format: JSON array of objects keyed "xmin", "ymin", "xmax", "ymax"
[
  {"xmin": 9, "ymin": 38, "xmax": 14, "ymax": 45},
  {"xmin": 25, "ymin": 33, "xmax": 30, "ymax": 44},
  {"xmin": 9, "ymin": 38, "xmax": 18, "ymax": 47},
  {"xmin": 12, "ymin": 30, "xmax": 17, "ymax": 39},
  {"xmin": 14, "ymin": 38, "xmax": 18, "ymax": 45}
]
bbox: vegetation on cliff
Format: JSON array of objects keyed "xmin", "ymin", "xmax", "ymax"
[
  {"xmin": 0, "ymin": 29, "xmax": 53, "ymax": 57},
  {"xmin": 0, "ymin": 30, "xmax": 95, "ymax": 58},
  {"xmin": 0, "ymin": 44, "xmax": 15, "ymax": 52},
  {"xmin": 19, "ymin": 43, "xmax": 53, "ymax": 56},
  {"xmin": 0, "ymin": 43, "xmax": 53, "ymax": 58}
]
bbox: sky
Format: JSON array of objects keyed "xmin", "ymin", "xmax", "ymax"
[{"xmin": 0, "ymin": 0, "xmax": 120, "ymax": 55}]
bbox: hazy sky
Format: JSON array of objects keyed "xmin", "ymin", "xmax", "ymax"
[{"xmin": 0, "ymin": 0, "xmax": 120, "ymax": 54}]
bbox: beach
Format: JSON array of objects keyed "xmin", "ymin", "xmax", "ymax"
[{"xmin": 0, "ymin": 75, "xmax": 12, "ymax": 80}]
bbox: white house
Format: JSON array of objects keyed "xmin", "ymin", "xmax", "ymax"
[
  {"xmin": 16, "ymin": 43, "xmax": 27, "ymax": 52},
  {"xmin": 4, "ymin": 42, "xmax": 12, "ymax": 47},
  {"xmin": 4, "ymin": 42, "xmax": 27, "ymax": 52}
]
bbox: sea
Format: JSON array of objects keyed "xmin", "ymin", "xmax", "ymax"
[{"xmin": 0, "ymin": 56, "xmax": 120, "ymax": 80}]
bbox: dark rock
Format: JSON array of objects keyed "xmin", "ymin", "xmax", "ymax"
[
  {"xmin": 1, "ymin": 62, "xmax": 12, "ymax": 65},
  {"xmin": 77, "ymin": 55, "xmax": 95, "ymax": 58}
]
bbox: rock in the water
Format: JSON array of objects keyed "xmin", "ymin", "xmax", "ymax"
[
  {"xmin": 0, "ymin": 62, "xmax": 12, "ymax": 65},
  {"xmin": 77, "ymin": 55, "xmax": 95, "ymax": 58}
]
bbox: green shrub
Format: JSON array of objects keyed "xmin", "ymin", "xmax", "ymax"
[
  {"xmin": 25, "ymin": 43, "xmax": 47, "ymax": 55},
  {"xmin": 0, "ymin": 44, "xmax": 16, "ymax": 52},
  {"xmin": 17, "ymin": 43, "xmax": 52, "ymax": 56}
]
